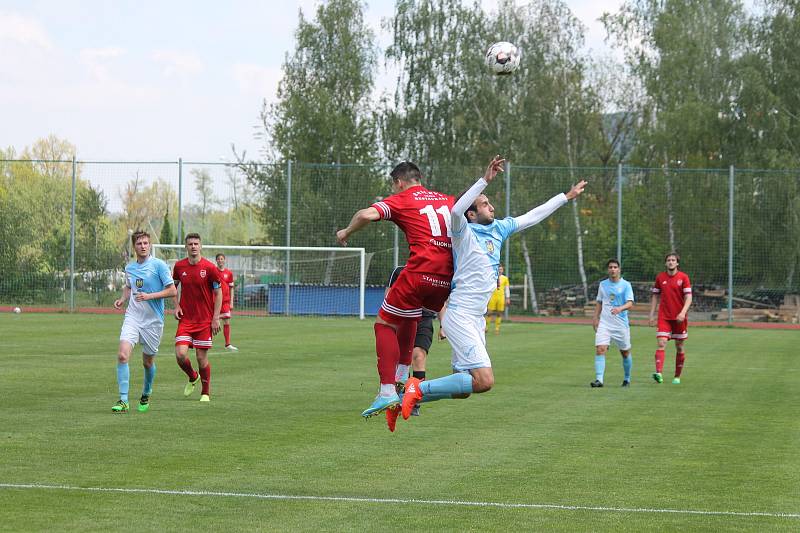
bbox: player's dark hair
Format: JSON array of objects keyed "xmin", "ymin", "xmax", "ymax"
[
  {"xmin": 665, "ymin": 252, "xmax": 680, "ymax": 264},
  {"xmin": 184, "ymin": 232, "xmax": 201, "ymax": 243},
  {"xmin": 465, "ymin": 202, "xmax": 479, "ymax": 221},
  {"xmin": 131, "ymin": 230, "xmax": 149, "ymax": 246},
  {"xmin": 215, "ymin": 253, "xmax": 226, "ymax": 260},
  {"xmin": 390, "ymin": 161, "xmax": 422, "ymax": 183},
  {"xmin": 607, "ymin": 259, "xmax": 620, "ymax": 268}
]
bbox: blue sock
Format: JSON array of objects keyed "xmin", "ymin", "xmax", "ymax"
[
  {"xmin": 420, "ymin": 373, "xmax": 473, "ymax": 399},
  {"xmin": 117, "ymin": 362, "xmax": 129, "ymax": 403},
  {"xmin": 420, "ymin": 392, "xmax": 452, "ymax": 403},
  {"xmin": 143, "ymin": 363, "xmax": 156, "ymax": 395},
  {"xmin": 622, "ymin": 355, "xmax": 632, "ymax": 381},
  {"xmin": 594, "ymin": 355, "xmax": 605, "ymax": 383}
]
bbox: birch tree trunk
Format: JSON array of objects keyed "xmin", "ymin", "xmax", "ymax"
[
  {"xmin": 521, "ymin": 238, "xmax": 539, "ymax": 314},
  {"xmin": 563, "ymin": 72, "xmax": 589, "ymax": 302}
]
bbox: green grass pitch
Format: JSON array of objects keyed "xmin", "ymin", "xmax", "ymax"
[{"xmin": 1, "ymin": 313, "xmax": 798, "ymax": 531}]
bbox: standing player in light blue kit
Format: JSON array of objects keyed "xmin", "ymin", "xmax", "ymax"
[
  {"xmin": 112, "ymin": 231, "xmax": 176, "ymax": 413},
  {"xmin": 591, "ymin": 259, "xmax": 634, "ymax": 388},
  {"xmin": 401, "ymin": 156, "xmax": 586, "ymax": 420}
]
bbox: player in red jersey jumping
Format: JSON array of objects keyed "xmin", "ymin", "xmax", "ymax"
[
  {"xmin": 172, "ymin": 233, "xmax": 223, "ymax": 402},
  {"xmin": 648, "ymin": 252, "xmax": 693, "ymax": 384},
  {"xmin": 215, "ymin": 253, "xmax": 238, "ymax": 351},
  {"xmin": 336, "ymin": 161, "xmax": 457, "ymax": 421}
]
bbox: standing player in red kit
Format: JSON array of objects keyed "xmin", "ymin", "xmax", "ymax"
[
  {"xmin": 215, "ymin": 253, "xmax": 238, "ymax": 351},
  {"xmin": 648, "ymin": 252, "xmax": 692, "ymax": 384},
  {"xmin": 336, "ymin": 161, "xmax": 456, "ymax": 421},
  {"xmin": 172, "ymin": 233, "xmax": 223, "ymax": 402}
]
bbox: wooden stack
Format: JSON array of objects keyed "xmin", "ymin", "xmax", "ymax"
[{"xmin": 778, "ymin": 294, "xmax": 800, "ymax": 324}]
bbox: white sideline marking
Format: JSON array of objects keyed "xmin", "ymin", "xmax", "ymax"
[{"xmin": 1, "ymin": 483, "xmax": 798, "ymax": 519}]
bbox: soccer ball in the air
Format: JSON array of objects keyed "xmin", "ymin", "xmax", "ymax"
[
  {"xmin": 13, "ymin": 306, "xmax": 21, "ymax": 314},
  {"xmin": 485, "ymin": 41, "xmax": 520, "ymax": 75}
]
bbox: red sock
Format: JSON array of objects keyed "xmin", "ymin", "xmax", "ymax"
[
  {"xmin": 396, "ymin": 319, "xmax": 418, "ymax": 367},
  {"xmin": 655, "ymin": 349, "xmax": 665, "ymax": 373},
  {"xmin": 374, "ymin": 323, "xmax": 400, "ymax": 385},
  {"xmin": 223, "ymin": 324, "xmax": 231, "ymax": 345},
  {"xmin": 199, "ymin": 364, "xmax": 211, "ymax": 395},
  {"xmin": 675, "ymin": 352, "xmax": 685, "ymax": 377},
  {"xmin": 177, "ymin": 356, "xmax": 197, "ymax": 380}
]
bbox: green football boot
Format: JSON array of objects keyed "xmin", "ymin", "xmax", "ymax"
[
  {"xmin": 652, "ymin": 372, "xmax": 663, "ymax": 383},
  {"xmin": 112, "ymin": 400, "xmax": 129, "ymax": 413},
  {"xmin": 138, "ymin": 394, "xmax": 151, "ymax": 412},
  {"xmin": 183, "ymin": 374, "xmax": 200, "ymax": 396}
]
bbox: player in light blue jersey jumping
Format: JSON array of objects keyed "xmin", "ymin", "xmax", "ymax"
[
  {"xmin": 111, "ymin": 231, "xmax": 176, "ymax": 413},
  {"xmin": 591, "ymin": 259, "xmax": 634, "ymax": 388},
  {"xmin": 401, "ymin": 156, "xmax": 586, "ymax": 420}
]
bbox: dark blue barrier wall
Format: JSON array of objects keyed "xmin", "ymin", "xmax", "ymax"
[{"xmin": 268, "ymin": 284, "xmax": 385, "ymax": 316}]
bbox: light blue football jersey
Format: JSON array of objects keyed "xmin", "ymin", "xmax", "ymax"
[
  {"xmin": 596, "ymin": 277, "xmax": 634, "ymax": 328},
  {"xmin": 448, "ymin": 216, "xmax": 518, "ymax": 314},
  {"xmin": 124, "ymin": 256, "xmax": 174, "ymax": 327},
  {"xmin": 447, "ymin": 176, "xmax": 568, "ymax": 315}
]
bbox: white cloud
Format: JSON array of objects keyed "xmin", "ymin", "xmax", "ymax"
[
  {"xmin": 0, "ymin": 10, "xmax": 51, "ymax": 48},
  {"xmin": 232, "ymin": 63, "xmax": 283, "ymax": 100},
  {"xmin": 79, "ymin": 47, "xmax": 126, "ymax": 82},
  {"xmin": 152, "ymin": 49, "xmax": 204, "ymax": 78}
]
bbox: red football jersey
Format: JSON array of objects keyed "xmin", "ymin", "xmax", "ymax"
[
  {"xmin": 173, "ymin": 257, "xmax": 222, "ymax": 324},
  {"xmin": 218, "ymin": 268, "xmax": 234, "ymax": 305},
  {"xmin": 652, "ymin": 271, "xmax": 692, "ymax": 320},
  {"xmin": 372, "ymin": 185, "xmax": 455, "ymax": 276}
]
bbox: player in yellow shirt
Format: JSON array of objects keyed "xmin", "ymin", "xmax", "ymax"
[{"xmin": 486, "ymin": 264, "xmax": 510, "ymax": 334}]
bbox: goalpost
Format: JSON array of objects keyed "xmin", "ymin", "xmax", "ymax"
[{"xmin": 152, "ymin": 245, "xmax": 369, "ymax": 319}]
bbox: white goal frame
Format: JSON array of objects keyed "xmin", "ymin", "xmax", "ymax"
[{"xmin": 152, "ymin": 245, "xmax": 367, "ymax": 319}]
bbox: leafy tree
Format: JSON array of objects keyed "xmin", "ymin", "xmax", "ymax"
[
  {"xmin": 242, "ymin": 0, "xmax": 383, "ymax": 255},
  {"xmin": 604, "ymin": 0, "xmax": 748, "ymax": 167},
  {"xmin": 192, "ymin": 168, "xmax": 215, "ymax": 227},
  {"xmin": 160, "ymin": 211, "xmax": 174, "ymax": 245},
  {"xmin": 117, "ymin": 176, "xmax": 177, "ymax": 239}
]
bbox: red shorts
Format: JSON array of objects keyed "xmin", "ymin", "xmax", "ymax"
[
  {"xmin": 378, "ymin": 270, "xmax": 451, "ymax": 324},
  {"xmin": 657, "ymin": 317, "xmax": 688, "ymax": 340},
  {"xmin": 175, "ymin": 321, "xmax": 213, "ymax": 349},
  {"xmin": 220, "ymin": 302, "xmax": 231, "ymax": 319}
]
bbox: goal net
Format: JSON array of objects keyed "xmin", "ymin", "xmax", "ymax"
[{"xmin": 152, "ymin": 245, "xmax": 370, "ymax": 319}]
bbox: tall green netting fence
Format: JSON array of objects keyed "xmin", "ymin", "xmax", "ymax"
[{"xmin": 2, "ymin": 158, "xmax": 798, "ymax": 322}]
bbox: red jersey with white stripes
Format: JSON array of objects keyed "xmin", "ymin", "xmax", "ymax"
[
  {"xmin": 173, "ymin": 257, "xmax": 222, "ymax": 324},
  {"xmin": 372, "ymin": 185, "xmax": 455, "ymax": 276},
  {"xmin": 652, "ymin": 271, "xmax": 692, "ymax": 320},
  {"xmin": 218, "ymin": 268, "xmax": 234, "ymax": 305}
]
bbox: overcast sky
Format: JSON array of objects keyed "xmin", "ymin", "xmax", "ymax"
[{"xmin": 1, "ymin": 0, "xmax": 624, "ymax": 162}]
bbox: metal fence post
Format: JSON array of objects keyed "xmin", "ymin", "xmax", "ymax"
[
  {"xmin": 617, "ymin": 163, "xmax": 623, "ymax": 263},
  {"xmin": 504, "ymin": 160, "xmax": 511, "ymax": 321},
  {"xmin": 177, "ymin": 157, "xmax": 183, "ymax": 241},
  {"xmin": 285, "ymin": 160, "xmax": 292, "ymax": 316},
  {"xmin": 69, "ymin": 155, "xmax": 77, "ymax": 312},
  {"xmin": 728, "ymin": 165, "xmax": 734, "ymax": 324}
]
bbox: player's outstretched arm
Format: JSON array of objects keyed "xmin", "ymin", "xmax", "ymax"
[
  {"xmin": 173, "ymin": 285, "xmax": 183, "ymax": 320},
  {"xmin": 513, "ymin": 179, "xmax": 588, "ymax": 233},
  {"xmin": 593, "ymin": 301, "xmax": 601, "ymax": 331},
  {"xmin": 114, "ymin": 285, "xmax": 131, "ymax": 310},
  {"xmin": 336, "ymin": 207, "xmax": 381, "ymax": 246},
  {"xmin": 452, "ymin": 156, "xmax": 505, "ymax": 223},
  {"xmin": 612, "ymin": 300, "xmax": 634, "ymax": 315},
  {"xmin": 676, "ymin": 293, "xmax": 692, "ymax": 322},
  {"xmin": 135, "ymin": 283, "xmax": 177, "ymax": 302},
  {"xmin": 211, "ymin": 286, "xmax": 222, "ymax": 335},
  {"xmin": 648, "ymin": 294, "xmax": 659, "ymax": 327}
]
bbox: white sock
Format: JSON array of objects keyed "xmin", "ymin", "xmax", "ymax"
[
  {"xmin": 380, "ymin": 383, "xmax": 396, "ymax": 397},
  {"xmin": 394, "ymin": 364, "xmax": 410, "ymax": 383}
]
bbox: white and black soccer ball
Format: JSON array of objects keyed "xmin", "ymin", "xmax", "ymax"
[
  {"xmin": 485, "ymin": 41, "xmax": 521, "ymax": 76},
  {"xmin": 13, "ymin": 306, "xmax": 21, "ymax": 314}
]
